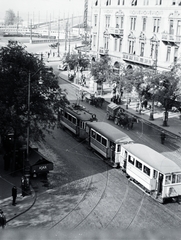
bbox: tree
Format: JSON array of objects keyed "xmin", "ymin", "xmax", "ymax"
[
  {"xmin": 0, "ymin": 41, "xmax": 67, "ymax": 172},
  {"xmin": 4, "ymin": 9, "xmax": 16, "ymax": 25},
  {"xmin": 65, "ymin": 52, "xmax": 90, "ymax": 71},
  {"xmin": 91, "ymin": 55, "xmax": 113, "ymax": 94}
]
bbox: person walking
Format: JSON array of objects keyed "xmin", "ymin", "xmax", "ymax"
[
  {"xmin": 12, "ymin": 186, "xmax": 17, "ymax": 206},
  {"xmin": 160, "ymin": 130, "xmax": 166, "ymax": 144},
  {"xmin": 0, "ymin": 210, "xmax": 6, "ymax": 229}
]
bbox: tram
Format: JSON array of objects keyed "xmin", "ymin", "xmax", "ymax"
[
  {"xmin": 120, "ymin": 143, "xmax": 181, "ymax": 203},
  {"xmin": 86, "ymin": 122, "xmax": 133, "ymax": 167},
  {"xmin": 59, "ymin": 103, "xmax": 97, "ymax": 139}
]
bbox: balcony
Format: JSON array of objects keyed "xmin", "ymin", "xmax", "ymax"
[
  {"xmin": 108, "ymin": 27, "xmax": 124, "ymax": 37},
  {"xmin": 122, "ymin": 53, "xmax": 154, "ymax": 67},
  {"xmin": 162, "ymin": 32, "xmax": 181, "ymax": 44},
  {"xmin": 99, "ymin": 47, "xmax": 109, "ymax": 55}
]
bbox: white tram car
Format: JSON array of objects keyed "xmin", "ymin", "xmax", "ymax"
[
  {"xmin": 120, "ymin": 143, "xmax": 181, "ymax": 203},
  {"xmin": 86, "ymin": 122, "xmax": 133, "ymax": 167}
]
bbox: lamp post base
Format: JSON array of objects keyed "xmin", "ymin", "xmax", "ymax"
[
  {"xmin": 162, "ymin": 120, "xmax": 168, "ymax": 127},
  {"xmin": 149, "ymin": 112, "xmax": 154, "ymax": 120}
]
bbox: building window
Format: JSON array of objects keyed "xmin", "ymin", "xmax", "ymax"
[
  {"xmin": 105, "ymin": 16, "xmax": 111, "ymax": 28},
  {"xmin": 121, "ymin": 17, "xmax": 124, "ymax": 28},
  {"xmin": 116, "ymin": 16, "xmax": 119, "ymax": 28},
  {"xmin": 144, "ymin": 0, "xmax": 149, "ymax": 5},
  {"xmin": 106, "ymin": 0, "xmax": 111, "ymax": 5},
  {"xmin": 94, "ymin": 15, "xmax": 98, "ymax": 27},
  {"xmin": 93, "ymin": 34, "xmax": 96, "ymax": 47},
  {"xmin": 166, "ymin": 47, "xmax": 171, "ymax": 62},
  {"xmin": 114, "ymin": 38, "xmax": 118, "ymax": 51},
  {"xmin": 119, "ymin": 39, "xmax": 122, "ymax": 52},
  {"xmin": 128, "ymin": 40, "xmax": 134, "ymax": 54},
  {"xmin": 177, "ymin": 20, "xmax": 181, "ymax": 35},
  {"xmin": 142, "ymin": 17, "xmax": 146, "ymax": 31},
  {"xmin": 140, "ymin": 42, "xmax": 145, "ymax": 56},
  {"xmin": 156, "ymin": 0, "xmax": 162, "ymax": 5},
  {"xmin": 169, "ymin": 20, "xmax": 174, "ymax": 34},
  {"xmin": 130, "ymin": 17, "xmax": 136, "ymax": 31},
  {"xmin": 118, "ymin": 0, "xmax": 120, "ymax": 5},
  {"xmin": 153, "ymin": 18, "xmax": 160, "ymax": 33},
  {"xmin": 104, "ymin": 37, "xmax": 109, "ymax": 49},
  {"xmin": 95, "ymin": 0, "xmax": 98, "ymax": 6},
  {"xmin": 131, "ymin": 0, "xmax": 137, "ymax": 6},
  {"xmin": 122, "ymin": 0, "xmax": 125, "ymax": 5},
  {"xmin": 174, "ymin": 47, "xmax": 178, "ymax": 64}
]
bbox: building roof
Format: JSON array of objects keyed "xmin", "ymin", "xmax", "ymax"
[{"xmin": 123, "ymin": 143, "xmax": 181, "ymax": 174}]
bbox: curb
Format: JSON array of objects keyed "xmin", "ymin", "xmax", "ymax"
[{"xmin": 6, "ymin": 186, "xmax": 37, "ymax": 224}]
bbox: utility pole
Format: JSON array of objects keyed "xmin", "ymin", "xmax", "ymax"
[
  {"xmin": 84, "ymin": 0, "xmax": 88, "ymax": 42},
  {"xmin": 30, "ymin": 19, "xmax": 32, "ymax": 44},
  {"xmin": 57, "ymin": 17, "xmax": 60, "ymax": 57}
]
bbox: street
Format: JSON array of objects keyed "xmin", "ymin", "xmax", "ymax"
[{"xmin": 5, "ymin": 74, "xmax": 181, "ymax": 232}]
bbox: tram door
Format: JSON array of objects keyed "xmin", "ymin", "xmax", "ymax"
[
  {"xmin": 158, "ymin": 173, "xmax": 164, "ymax": 194},
  {"xmin": 110, "ymin": 142, "xmax": 115, "ymax": 161}
]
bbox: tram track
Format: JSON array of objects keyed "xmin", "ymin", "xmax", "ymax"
[
  {"xmin": 48, "ymin": 165, "xmax": 109, "ymax": 230},
  {"xmin": 48, "ymin": 175, "xmax": 94, "ymax": 229}
]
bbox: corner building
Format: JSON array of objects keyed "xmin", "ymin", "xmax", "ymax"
[{"xmin": 91, "ymin": 0, "xmax": 181, "ymax": 71}]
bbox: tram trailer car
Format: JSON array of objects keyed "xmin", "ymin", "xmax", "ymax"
[
  {"xmin": 86, "ymin": 122, "xmax": 133, "ymax": 167},
  {"xmin": 120, "ymin": 143, "xmax": 181, "ymax": 203},
  {"xmin": 59, "ymin": 104, "xmax": 97, "ymax": 139}
]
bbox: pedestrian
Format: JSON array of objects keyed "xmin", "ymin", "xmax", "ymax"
[
  {"xmin": 0, "ymin": 209, "xmax": 6, "ymax": 229},
  {"xmin": 12, "ymin": 186, "xmax": 17, "ymax": 206},
  {"xmin": 136, "ymin": 102, "xmax": 139, "ymax": 112},
  {"xmin": 160, "ymin": 130, "xmax": 166, "ymax": 144}
]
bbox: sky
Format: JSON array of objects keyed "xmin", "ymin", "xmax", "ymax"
[{"xmin": 0, "ymin": 0, "xmax": 89, "ymax": 22}]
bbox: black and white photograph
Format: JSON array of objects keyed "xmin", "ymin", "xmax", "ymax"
[{"xmin": 0, "ymin": 0, "xmax": 181, "ymax": 239}]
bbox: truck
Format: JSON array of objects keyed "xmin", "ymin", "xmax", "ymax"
[{"xmin": 106, "ymin": 102, "xmax": 136, "ymax": 129}]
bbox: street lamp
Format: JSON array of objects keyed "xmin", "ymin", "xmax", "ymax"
[
  {"xmin": 149, "ymin": 37, "xmax": 160, "ymax": 120},
  {"xmin": 24, "ymin": 68, "xmax": 43, "ymax": 195}
]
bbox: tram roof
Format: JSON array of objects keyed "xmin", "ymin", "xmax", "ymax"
[
  {"xmin": 123, "ymin": 143, "xmax": 181, "ymax": 174},
  {"xmin": 87, "ymin": 122, "xmax": 133, "ymax": 143},
  {"xmin": 65, "ymin": 106, "xmax": 95, "ymax": 121}
]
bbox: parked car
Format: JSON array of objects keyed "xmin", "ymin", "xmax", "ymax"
[
  {"xmin": 57, "ymin": 62, "xmax": 68, "ymax": 71},
  {"xmin": 49, "ymin": 42, "xmax": 60, "ymax": 49}
]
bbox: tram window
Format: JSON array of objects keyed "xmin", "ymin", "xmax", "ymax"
[
  {"xmin": 128, "ymin": 155, "xmax": 135, "ymax": 165},
  {"xmin": 165, "ymin": 175, "xmax": 171, "ymax": 185},
  {"xmin": 102, "ymin": 137, "xmax": 107, "ymax": 147},
  {"xmin": 153, "ymin": 170, "xmax": 158, "ymax": 179},
  {"xmin": 91, "ymin": 130, "xmax": 96, "ymax": 139},
  {"xmin": 96, "ymin": 133, "xmax": 101, "ymax": 142},
  {"xmin": 172, "ymin": 174, "xmax": 176, "ymax": 184},
  {"xmin": 177, "ymin": 174, "xmax": 181, "ymax": 183},
  {"xmin": 72, "ymin": 117, "xmax": 76, "ymax": 124},
  {"xmin": 117, "ymin": 144, "xmax": 121, "ymax": 152},
  {"xmin": 136, "ymin": 160, "xmax": 142, "ymax": 170},
  {"xmin": 143, "ymin": 166, "xmax": 150, "ymax": 176}
]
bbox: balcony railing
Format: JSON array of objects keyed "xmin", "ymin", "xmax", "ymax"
[
  {"xmin": 122, "ymin": 53, "xmax": 154, "ymax": 66},
  {"xmin": 162, "ymin": 33, "xmax": 181, "ymax": 43},
  {"xmin": 99, "ymin": 47, "xmax": 109, "ymax": 55},
  {"xmin": 108, "ymin": 27, "xmax": 124, "ymax": 36}
]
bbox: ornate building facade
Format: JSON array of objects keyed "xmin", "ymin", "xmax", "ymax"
[{"xmin": 91, "ymin": 0, "xmax": 181, "ymax": 71}]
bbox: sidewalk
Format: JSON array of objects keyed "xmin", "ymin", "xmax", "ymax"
[
  {"xmin": 0, "ymin": 153, "xmax": 36, "ymax": 227},
  {"xmin": 59, "ymin": 70, "xmax": 181, "ymax": 140}
]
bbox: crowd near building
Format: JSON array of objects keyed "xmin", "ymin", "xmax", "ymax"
[{"xmin": 90, "ymin": 0, "xmax": 181, "ymax": 71}]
